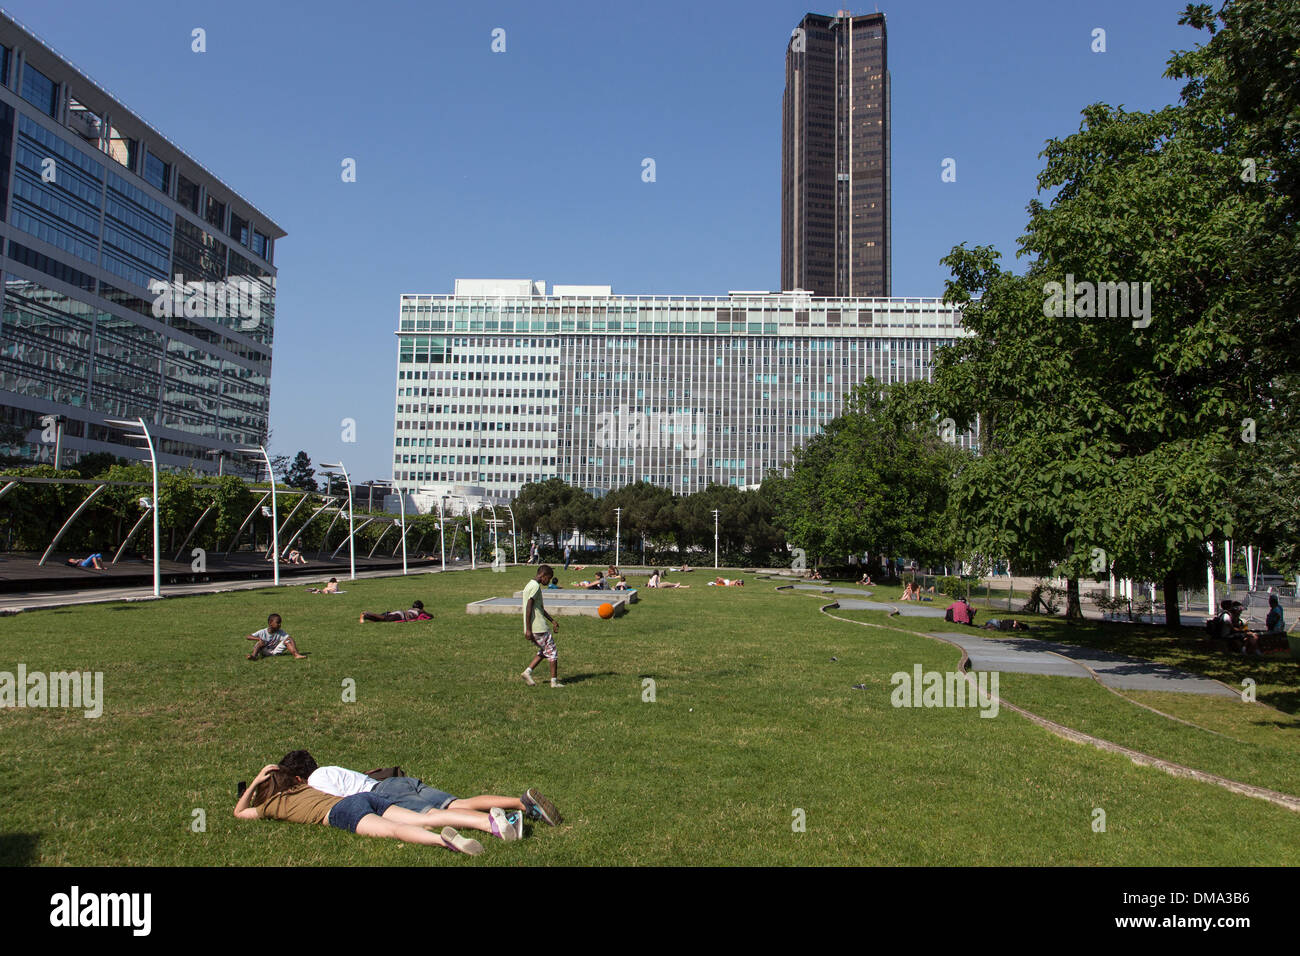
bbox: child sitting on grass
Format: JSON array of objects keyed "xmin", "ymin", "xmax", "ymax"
[{"xmin": 246, "ymin": 613, "xmax": 306, "ymax": 660}]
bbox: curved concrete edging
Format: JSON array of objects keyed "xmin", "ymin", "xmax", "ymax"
[{"xmin": 807, "ymin": 596, "xmax": 1300, "ymax": 814}]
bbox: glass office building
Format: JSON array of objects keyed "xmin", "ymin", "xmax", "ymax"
[
  {"xmin": 393, "ymin": 280, "xmax": 971, "ymax": 499},
  {"xmin": 0, "ymin": 12, "xmax": 283, "ymax": 473}
]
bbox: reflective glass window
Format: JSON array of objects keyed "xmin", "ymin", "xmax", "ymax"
[{"xmin": 20, "ymin": 63, "xmax": 57, "ymax": 117}]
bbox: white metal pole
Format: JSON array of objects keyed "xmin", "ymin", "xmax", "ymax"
[
  {"xmin": 400, "ymin": 490, "xmax": 408, "ymax": 576},
  {"xmin": 261, "ymin": 446, "xmax": 279, "ymax": 587},
  {"xmin": 713, "ymin": 509, "xmax": 719, "ymax": 570},
  {"xmin": 343, "ymin": 465, "xmax": 354, "ymax": 580},
  {"xmin": 144, "ymin": 423, "xmax": 159, "ymax": 598},
  {"xmin": 438, "ymin": 496, "xmax": 446, "ymax": 571},
  {"xmin": 467, "ymin": 498, "xmax": 476, "ymax": 570},
  {"xmin": 506, "ymin": 503, "xmax": 517, "ymax": 565},
  {"xmin": 1207, "ymin": 542, "xmax": 1216, "ymax": 617},
  {"xmin": 1224, "ymin": 539, "xmax": 1232, "ymax": 595},
  {"xmin": 614, "ymin": 507, "xmax": 621, "ymax": 569}
]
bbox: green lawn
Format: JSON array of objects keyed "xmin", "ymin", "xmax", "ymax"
[{"xmin": 3, "ymin": 568, "xmax": 1300, "ymax": 866}]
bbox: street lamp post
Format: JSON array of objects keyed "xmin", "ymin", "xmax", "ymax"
[
  {"xmin": 321, "ymin": 461, "xmax": 355, "ymax": 580},
  {"xmin": 398, "ymin": 488, "xmax": 408, "ymax": 576},
  {"xmin": 438, "ymin": 494, "xmax": 447, "ymax": 572},
  {"xmin": 238, "ymin": 445, "xmax": 279, "ymax": 586},
  {"xmin": 712, "ymin": 509, "xmax": 720, "ymax": 570},
  {"xmin": 614, "ymin": 506, "xmax": 622, "ymax": 569},
  {"xmin": 107, "ymin": 417, "xmax": 160, "ymax": 597}
]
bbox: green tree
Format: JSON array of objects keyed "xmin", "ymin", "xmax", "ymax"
[{"xmin": 283, "ymin": 452, "xmax": 318, "ymax": 491}]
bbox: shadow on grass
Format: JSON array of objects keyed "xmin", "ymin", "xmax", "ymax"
[
  {"xmin": 0, "ymin": 833, "xmax": 40, "ymax": 866},
  {"xmin": 558, "ymin": 671, "xmax": 617, "ymax": 685}
]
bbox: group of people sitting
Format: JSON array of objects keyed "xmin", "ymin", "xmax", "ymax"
[
  {"xmin": 234, "ymin": 749, "xmax": 561, "ymax": 856},
  {"xmin": 572, "ymin": 567, "xmax": 634, "ymax": 590},
  {"xmin": 1209, "ymin": 595, "xmax": 1288, "ymax": 657}
]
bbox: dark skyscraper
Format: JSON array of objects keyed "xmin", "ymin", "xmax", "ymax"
[{"xmin": 782, "ymin": 10, "xmax": 890, "ymax": 297}]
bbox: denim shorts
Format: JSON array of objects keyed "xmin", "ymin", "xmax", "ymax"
[
  {"xmin": 328, "ymin": 791, "xmax": 397, "ymax": 832},
  {"xmin": 374, "ymin": 776, "xmax": 457, "ymax": 811}
]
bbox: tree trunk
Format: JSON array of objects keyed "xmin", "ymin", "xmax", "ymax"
[
  {"xmin": 1162, "ymin": 569, "xmax": 1181, "ymax": 629},
  {"xmin": 1065, "ymin": 577, "xmax": 1083, "ymax": 621}
]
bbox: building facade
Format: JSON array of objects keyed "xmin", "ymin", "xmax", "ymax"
[
  {"xmin": 782, "ymin": 10, "xmax": 890, "ymax": 298},
  {"xmin": 0, "ymin": 12, "xmax": 283, "ymax": 474},
  {"xmin": 392, "ymin": 280, "xmax": 970, "ymax": 500}
]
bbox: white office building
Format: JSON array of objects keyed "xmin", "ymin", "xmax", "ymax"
[{"xmin": 392, "ymin": 280, "xmax": 972, "ymax": 498}]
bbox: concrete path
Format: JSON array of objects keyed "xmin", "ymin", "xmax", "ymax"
[
  {"xmin": 788, "ymin": 584, "xmax": 875, "ymax": 597},
  {"xmin": 928, "ymin": 631, "xmax": 1238, "ymax": 698},
  {"xmin": 836, "ymin": 598, "xmax": 949, "ymax": 618}
]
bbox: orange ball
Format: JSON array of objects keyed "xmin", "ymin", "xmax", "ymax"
[{"xmin": 597, "ymin": 602, "xmax": 615, "ymax": 619}]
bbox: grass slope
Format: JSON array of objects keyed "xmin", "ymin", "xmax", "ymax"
[{"xmin": 2, "ymin": 569, "xmax": 1299, "ymax": 866}]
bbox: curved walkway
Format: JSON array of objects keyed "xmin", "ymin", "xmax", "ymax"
[
  {"xmin": 776, "ymin": 585, "xmax": 1300, "ymax": 813},
  {"xmin": 928, "ymin": 631, "xmax": 1239, "ymax": 698}
]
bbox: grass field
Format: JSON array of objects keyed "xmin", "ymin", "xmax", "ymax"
[{"xmin": 3, "ymin": 568, "xmax": 1300, "ymax": 866}]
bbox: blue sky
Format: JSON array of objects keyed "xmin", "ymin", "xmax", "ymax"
[{"xmin": 7, "ymin": 0, "xmax": 1203, "ymax": 481}]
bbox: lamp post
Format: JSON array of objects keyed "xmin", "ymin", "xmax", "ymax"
[
  {"xmin": 437, "ymin": 494, "xmax": 447, "ymax": 572},
  {"xmin": 106, "ymin": 417, "xmax": 159, "ymax": 597},
  {"xmin": 321, "ymin": 461, "xmax": 354, "ymax": 580},
  {"xmin": 238, "ymin": 445, "xmax": 279, "ymax": 586},
  {"xmin": 712, "ymin": 509, "xmax": 720, "ymax": 570},
  {"xmin": 398, "ymin": 488, "xmax": 408, "ymax": 576},
  {"xmin": 614, "ymin": 506, "xmax": 622, "ymax": 569}
]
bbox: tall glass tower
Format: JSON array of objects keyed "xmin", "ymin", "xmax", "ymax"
[{"xmin": 782, "ymin": 10, "xmax": 890, "ymax": 298}]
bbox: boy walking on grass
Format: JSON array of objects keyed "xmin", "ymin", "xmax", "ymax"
[
  {"xmin": 521, "ymin": 565, "xmax": 563, "ymax": 688},
  {"xmin": 246, "ymin": 613, "xmax": 306, "ymax": 660}
]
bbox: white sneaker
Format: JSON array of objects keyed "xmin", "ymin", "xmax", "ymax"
[
  {"xmin": 521, "ymin": 670, "xmax": 536, "ymax": 686},
  {"xmin": 551, "ymin": 679, "xmax": 565, "ymax": 688},
  {"xmin": 490, "ymin": 807, "xmax": 518, "ymax": 841}
]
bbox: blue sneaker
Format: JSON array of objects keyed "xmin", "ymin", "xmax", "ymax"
[{"xmin": 507, "ymin": 810, "xmax": 524, "ymax": 840}]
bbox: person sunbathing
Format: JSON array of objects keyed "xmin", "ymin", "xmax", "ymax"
[
  {"xmin": 647, "ymin": 571, "xmax": 689, "ymax": 589},
  {"xmin": 359, "ymin": 601, "xmax": 431, "ymax": 623},
  {"xmin": 66, "ymin": 553, "xmax": 105, "ymax": 570},
  {"xmin": 307, "ymin": 578, "xmax": 340, "ymax": 594},
  {"xmin": 233, "ymin": 763, "xmax": 486, "ymax": 855},
  {"xmin": 710, "ymin": 577, "xmax": 744, "ymax": 587}
]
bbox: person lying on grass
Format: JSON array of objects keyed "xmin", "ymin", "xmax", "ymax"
[
  {"xmin": 246, "ymin": 613, "xmax": 306, "ymax": 660},
  {"xmin": 571, "ymin": 571, "xmax": 607, "ymax": 590},
  {"xmin": 359, "ymin": 600, "xmax": 431, "ymax": 623},
  {"xmin": 647, "ymin": 570, "xmax": 689, "ymax": 589},
  {"xmin": 307, "ymin": 578, "xmax": 339, "ymax": 594},
  {"xmin": 708, "ymin": 577, "xmax": 744, "ymax": 587},
  {"xmin": 277, "ymin": 749, "xmax": 561, "ymax": 832},
  {"xmin": 233, "ymin": 763, "xmax": 484, "ymax": 855}
]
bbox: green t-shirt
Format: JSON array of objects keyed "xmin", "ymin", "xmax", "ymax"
[{"xmin": 522, "ymin": 579, "xmax": 550, "ymax": 633}]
